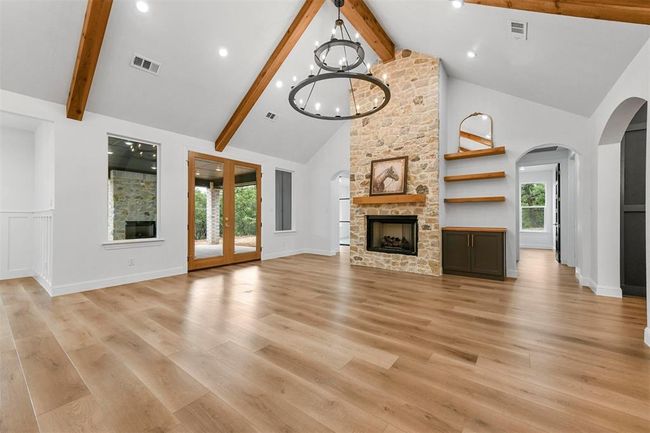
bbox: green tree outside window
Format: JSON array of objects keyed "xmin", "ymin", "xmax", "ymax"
[{"xmin": 521, "ymin": 183, "xmax": 545, "ymax": 230}]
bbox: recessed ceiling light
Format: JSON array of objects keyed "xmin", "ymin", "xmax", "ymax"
[
  {"xmin": 467, "ymin": 50, "xmax": 477, "ymax": 59},
  {"xmin": 451, "ymin": 0, "xmax": 464, "ymax": 8},
  {"xmin": 136, "ymin": 1, "xmax": 149, "ymax": 13},
  {"xmin": 218, "ymin": 47, "xmax": 228, "ymax": 58},
  {"xmin": 275, "ymin": 80, "xmax": 283, "ymax": 88}
]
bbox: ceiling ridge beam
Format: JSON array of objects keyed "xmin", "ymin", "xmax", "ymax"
[
  {"xmin": 465, "ymin": 0, "xmax": 650, "ymax": 25},
  {"xmin": 215, "ymin": 0, "xmax": 325, "ymax": 152},
  {"xmin": 340, "ymin": 0, "xmax": 395, "ymax": 62},
  {"xmin": 66, "ymin": 0, "xmax": 113, "ymax": 121}
]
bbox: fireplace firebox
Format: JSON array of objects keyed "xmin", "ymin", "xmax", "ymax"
[{"xmin": 366, "ymin": 215, "xmax": 418, "ymax": 256}]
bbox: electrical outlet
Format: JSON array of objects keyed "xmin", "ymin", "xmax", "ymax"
[{"xmin": 128, "ymin": 258, "xmax": 135, "ymax": 267}]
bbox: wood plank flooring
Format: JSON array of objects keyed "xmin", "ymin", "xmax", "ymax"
[{"xmin": 1, "ymin": 249, "xmax": 649, "ymax": 433}]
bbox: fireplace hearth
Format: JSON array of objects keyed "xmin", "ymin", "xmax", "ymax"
[{"xmin": 366, "ymin": 215, "xmax": 417, "ymax": 256}]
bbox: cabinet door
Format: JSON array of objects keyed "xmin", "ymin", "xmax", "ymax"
[
  {"xmin": 443, "ymin": 232, "xmax": 471, "ymax": 272},
  {"xmin": 469, "ymin": 233, "xmax": 504, "ymax": 277}
]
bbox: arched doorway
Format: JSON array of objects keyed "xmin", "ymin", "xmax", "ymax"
[
  {"xmin": 596, "ymin": 97, "xmax": 648, "ymax": 299},
  {"xmin": 515, "ymin": 144, "xmax": 580, "ymax": 275}
]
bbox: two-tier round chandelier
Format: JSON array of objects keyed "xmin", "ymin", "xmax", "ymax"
[{"xmin": 288, "ymin": 0, "xmax": 391, "ymax": 120}]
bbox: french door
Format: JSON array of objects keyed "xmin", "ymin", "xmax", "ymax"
[{"xmin": 188, "ymin": 151, "xmax": 261, "ymax": 271}]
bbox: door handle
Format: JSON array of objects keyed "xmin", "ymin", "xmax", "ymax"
[
  {"xmin": 467, "ymin": 234, "xmax": 470, "ymax": 247},
  {"xmin": 471, "ymin": 234, "xmax": 474, "ymax": 248}
]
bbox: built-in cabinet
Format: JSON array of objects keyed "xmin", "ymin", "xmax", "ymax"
[{"xmin": 442, "ymin": 227, "xmax": 506, "ymax": 280}]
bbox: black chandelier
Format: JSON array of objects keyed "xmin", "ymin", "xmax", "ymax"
[{"xmin": 288, "ymin": 0, "xmax": 391, "ymax": 120}]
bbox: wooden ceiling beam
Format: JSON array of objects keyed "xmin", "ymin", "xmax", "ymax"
[
  {"xmin": 340, "ymin": 0, "xmax": 395, "ymax": 62},
  {"xmin": 215, "ymin": 0, "xmax": 324, "ymax": 152},
  {"xmin": 66, "ymin": 0, "xmax": 113, "ymax": 121},
  {"xmin": 465, "ymin": 0, "xmax": 650, "ymax": 25}
]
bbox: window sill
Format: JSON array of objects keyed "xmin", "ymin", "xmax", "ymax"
[
  {"xmin": 274, "ymin": 230, "xmax": 296, "ymax": 234},
  {"xmin": 102, "ymin": 238, "xmax": 165, "ymax": 250}
]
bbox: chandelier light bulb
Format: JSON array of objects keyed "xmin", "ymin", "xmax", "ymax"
[
  {"xmin": 299, "ymin": 98, "xmax": 304, "ymax": 105},
  {"xmin": 314, "ymin": 40, "xmax": 319, "ymax": 47},
  {"xmin": 332, "ymin": 28, "xmax": 337, "ymax": 35},
  {"xmin": 292, "ymin": 75, "xmax": 297, "ymax": 82},
  {"xmin": 315, "ymin": 102, "xmax": 321, "ymax": 111},
  {"xmin": 309, "ymin": 64, "xmax": 314, "ymax": 71},
  {"xmin": 336, "ymin": 107, "xmax": 340, "ymax": 113},
  {"xmin": 275, "ymin": 80, "xmax": 283, "ymax": 88},
  {"xmin": 467, "ymin": 50, "xmax": 477, "ymax": 59},
  {"xmin": 355, "ymin": 32, "xmax": 360, "ymax": 40}
]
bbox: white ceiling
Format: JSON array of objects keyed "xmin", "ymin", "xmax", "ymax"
[
  {"xmin": 367, "ymin": 0, "xmax": 649, "ymax": 116},
  {"xmin": 1, "ymin": 1, "xmax": 649, "ymax": 163}
]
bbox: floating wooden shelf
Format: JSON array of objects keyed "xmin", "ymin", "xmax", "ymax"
[
  {"xmin": 444, "ymin": 146, "xmax": 506, "ymax": 160},
  {"xmin": 352, "ymin": 194, "xmax": 426, "ymax": 205},
  {"xmin": 444, "ymin": 196, "xmax": 506, "ymax": 203},
  {"xmin": 444, "ymin": 171, "xmax": 506, "ymax": 182},
  {"xmin": 442, "ymin": 226, "xmax": 507, "ymax": 233}
]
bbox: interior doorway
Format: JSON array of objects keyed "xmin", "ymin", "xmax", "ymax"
[
  {"xmin": 515, "ymin": 145, "xmax": 578, "ymax": 273},
  {"xmin": 338, "ymin": 175, "xmax": 350, "ymax": 249},
  {"xmin": 187, "ymin": 151, "xmax": 261, "ymax": 271},
  {"xmin": 620, "ymin": 103, "xmax": 647, "ymax": 297}
]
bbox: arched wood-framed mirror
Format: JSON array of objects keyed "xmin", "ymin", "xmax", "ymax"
[{"xmin": 458, "ymin": 112, "xmax": 493, "ymax": 152}]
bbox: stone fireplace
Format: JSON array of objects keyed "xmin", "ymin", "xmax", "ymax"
[{"xmin": 349, "ymin": 50, "xmax": 441, "ymax": 275}]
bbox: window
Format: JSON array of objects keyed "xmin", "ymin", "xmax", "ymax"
[
  {"xmin": 275, "ymin": 169, "xmax": 292, "ymax": 231},
  {"xmin": 520, "ymin": 182, "xmax": 546, "ymax": 231},
  {"xmin": 107, "ymin": 136, "xmax": 159, "ymax": 241}
]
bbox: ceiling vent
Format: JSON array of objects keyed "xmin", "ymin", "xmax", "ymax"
[
  {"xmin": 265, "ymin": 111, "xmax": 277, "ymax": 121},
  {"xmin": 508, "ymin": 20, "xmax": 528, "ymax": 40},
  {"xmin": 131, "ymin": 54, "xmax": 160, "ymax": 75}
]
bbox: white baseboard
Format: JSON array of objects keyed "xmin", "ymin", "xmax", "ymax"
[
  {"xmin": 645, "ymin": 327, "xmax": 650, "ymax": 347},
  {"xmin": 33, "ymin": 273, "xmax": 52, "ymax": 295},
  {"xmin": 507, "ymin": 268, "xmax": 518, "ymax": 278},
  {"xmin": 575, "ymin": 267, "xmax": 595, "ymax": 291},
  {"xmin": 263, "ymin": 248, "xmax": 337, "ymax": 260},
  {"xmin": 0, "ymin": 268, "xmax": 33, "ymax": 280},
  {"xmin": 51, "ymin": 266, "xmax": 186, "ymax": 297},
  {"xmin": 593, "ymin": 284, "xmax": 623, "ymax": 298},
  {"xmin": 303, "ymin": 248, "xmax": 337, "ymax": 256},
  {"xmin": 519, "ymin": 244, "xmax": 553, "ymax": 250}
]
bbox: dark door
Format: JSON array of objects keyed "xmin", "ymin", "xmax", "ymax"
[
  {"xmin": 620, "ymin": 127, "xmax": 647, "ymax": 297},
  {"xmin": 469, "ymin": 232, "xmax": 504, "ymax": 277},
  {"xmin": 554, "ymin": 163, "xmax": 561, "ymax": 263},
  {"xmin": 442, "ymin": 232, "xmax": 471, "ymax": 272}
]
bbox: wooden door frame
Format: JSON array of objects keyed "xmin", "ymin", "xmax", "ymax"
[{"xmin": 188, "ymin": 151, "xmax": 261, "ymax": 271}]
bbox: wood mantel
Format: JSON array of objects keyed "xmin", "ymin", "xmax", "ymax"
[{"xmin": 352, "ymin": 194, "xmax": 426, "ymax": 205}]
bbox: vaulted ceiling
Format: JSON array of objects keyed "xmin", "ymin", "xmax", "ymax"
[{"xmin": 1, "ymin": 1, "xmax": 648, "ymax": 163}]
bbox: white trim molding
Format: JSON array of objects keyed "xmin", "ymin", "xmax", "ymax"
[
  {"xmin": 593, "ymin": 284, "xmax": 623, "ymax": 298},
  {"xmin": 645, "ymin": 327, "xmax": 650, "ymax": 347},
  {"xmin": 51, "ymin": 266, "xmax": 185, "ymax": 297}
]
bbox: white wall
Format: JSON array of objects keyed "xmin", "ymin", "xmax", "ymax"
[
  {"xmin": 0, "ymin": 126, "xmax": 35, "ymax": 279},
  {"xmin": 518, "ymin": 167, "xmax": 555, "ymax": 250},
  {"xmin": 0, "ymin": 90, "xmax": 311, "ymax": 295},
  {"xmin": 588, "ymin": 38, "xmax": 649, "ymax": 345},
  {"xmin": 443, "ymin": 78, "xmax": 592, "ymax": 278},
  {"xmin": 305, "ymin": 123, "xmax": 350, "ymax": 255}
]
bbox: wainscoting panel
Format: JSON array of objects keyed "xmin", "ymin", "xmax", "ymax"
[{"xmin": 0, "ymin": 211, "xmax": 33, "ymax": 279}]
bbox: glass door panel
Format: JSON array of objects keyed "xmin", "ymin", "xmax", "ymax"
[
  {"xmin": 193, "ymin": 158, "xmax": 224, "ymax": 260},
  {"xmin": 233, "ymin": 164, "xmax": 259, "ymax": 255}
]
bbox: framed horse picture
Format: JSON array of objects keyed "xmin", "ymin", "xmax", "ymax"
[{"xmin": 369, "ymin": 156, "xmax": 408, "ymax": 196}]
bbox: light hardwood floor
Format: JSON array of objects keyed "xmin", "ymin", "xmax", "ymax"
[{"xmin": 1, "ymin": 249, "xmax": 649, "ymax": 433}]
